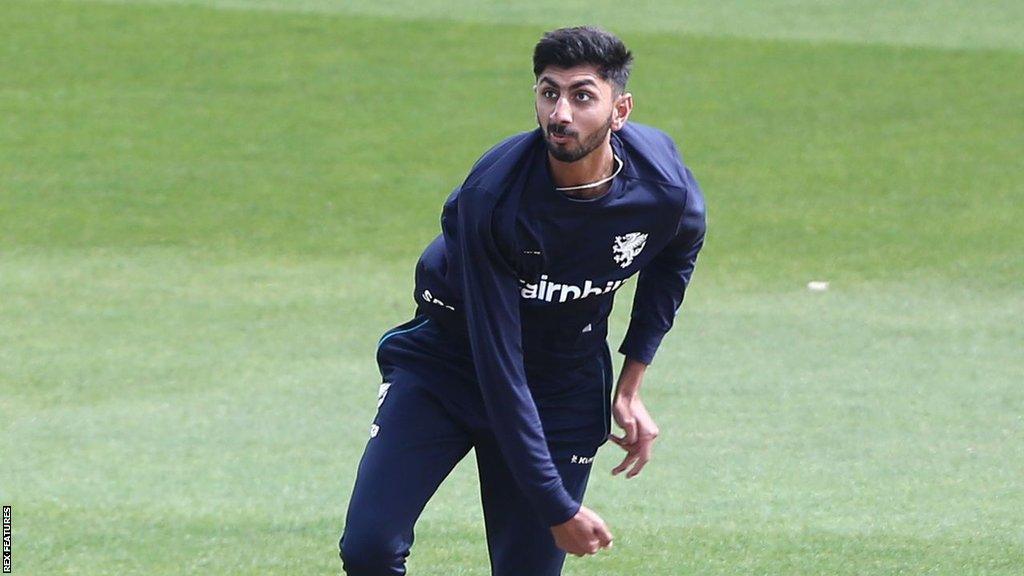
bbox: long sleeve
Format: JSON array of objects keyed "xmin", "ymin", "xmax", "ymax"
[
  {"xmin": 618, "ymin": 168, "xmax": 707, "ymax": 365},
  {"xmin": 446, "ymin": 186, "xmax": 580, "ymax": 527}
]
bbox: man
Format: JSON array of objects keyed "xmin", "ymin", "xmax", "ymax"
[{"xmin": 339, "ymin": 26, "xmax": 706, "ymax": 576}]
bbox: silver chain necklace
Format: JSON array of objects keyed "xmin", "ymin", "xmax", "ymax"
[{"xmin": 553, "ymin": 154, "xmax": 623, "ymax": 192}]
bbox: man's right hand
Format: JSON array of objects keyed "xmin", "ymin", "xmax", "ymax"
[{"xmin": 550, "ymin": 505, "xmax": 613, "ymax": 557}]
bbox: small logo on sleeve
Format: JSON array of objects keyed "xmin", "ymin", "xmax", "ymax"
[
  {"xmin": 377, "ymin": 383, "xmax": 391, "ymax": 408},
  {"xmin": 421, "ymin": 289, "xmax": 455, "ymax": 311}
]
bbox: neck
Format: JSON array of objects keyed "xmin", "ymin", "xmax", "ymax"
[{"xmin": 548, "ymin": 141, "xmax": 614, "ymax": 199}]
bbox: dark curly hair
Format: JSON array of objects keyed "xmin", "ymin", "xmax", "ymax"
[{"xmin": 532, "ymin": 26, "xmax": 634, "ymax": 94}]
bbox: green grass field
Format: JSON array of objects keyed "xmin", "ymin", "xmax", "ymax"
[{"xmin": 2, "ymin": 1, "xmax": 1022, "ymax": 574}]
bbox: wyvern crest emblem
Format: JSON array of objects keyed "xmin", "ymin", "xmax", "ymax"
[{"xmin": 612, "ymin": 232, "xmax": 648, "ymax": 268}]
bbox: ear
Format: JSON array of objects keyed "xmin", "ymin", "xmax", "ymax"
[{"xmin": 612, "ymin": 92, "xmax": 634, "ymax": 131}]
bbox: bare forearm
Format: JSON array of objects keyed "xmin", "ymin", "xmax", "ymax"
[
  {"xmin": 610, "ymin": 357, "xmax": 659, "ymax": 478},
  {"xmin": 614, "ymin": 357, "xmax": 648, "ymax": 400}
]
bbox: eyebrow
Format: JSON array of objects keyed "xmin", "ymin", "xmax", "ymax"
[{"xmin": 537, "ymin": 76, "xmax": 599, "ymax": 91}]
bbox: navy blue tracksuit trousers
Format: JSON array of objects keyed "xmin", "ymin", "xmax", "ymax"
[{"xmin": 339, "ymin": 316, "xmax": 613, "ymax": 576}]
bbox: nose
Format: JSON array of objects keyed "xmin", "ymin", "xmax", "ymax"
[{"xmin": 549, "ymin": 96, "xmax": 572, "ymax": 125}]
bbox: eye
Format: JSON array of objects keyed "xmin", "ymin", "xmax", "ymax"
[
  {"xmin": 542, "ymin": 89, "xmax": 558, "ymax": 99},
  {"xmin": 575, "ymin": 92, "xmax": 593, "ymax": 102}
]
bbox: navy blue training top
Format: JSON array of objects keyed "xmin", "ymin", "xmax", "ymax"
[{"xmin": 412, "ymin": 122, "xmax": 706, "ymax": 527}]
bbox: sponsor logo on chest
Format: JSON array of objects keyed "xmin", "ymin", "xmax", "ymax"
[
  {"xmin": 519, "ymin": 275, "xmax": 629, "ymax": 303},
  {"xmin": 517, "ymin": 231, "xmax": 648, "ymax": 303}
]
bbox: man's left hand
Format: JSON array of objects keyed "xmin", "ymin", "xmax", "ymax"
[{"xmin": 609, "ymin": 393, "xmax": 659, "ymax": 479}]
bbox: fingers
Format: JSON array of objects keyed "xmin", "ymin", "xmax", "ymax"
[
  {"xmin": 625, "ymin": 441, "xmax": 653, "ymax": 478},
  {"xmin": 612, "ymin": 435, "xmax": 656, "ymax": 478},
  {"xmin": 611, "ymin": 450, "xmax": 639, "ymax": 476},
  {"xmin": 616, "ymin": 417, "xmax": 638, "ymax": 445},
  {"xmin": 608, "ymin": 433, "xmax": 628, "ymax": 447},
  {"xmin": 608, "ymin": 424, "xmax": 637, "ymax": 447},
  {"xmin": 577, "ymin": 529, "xmax": 613, "ymax": 556},
  {"xmin": 567, "ymin": 537, "xmax": 604, "ymax": 557},
  {"xmin": 565, "ymin": 509, "xmax": 613, "ymax": 557},
  {"xmin": 594, "ymin": 522, "xmax": 614, "ymax": 549}
]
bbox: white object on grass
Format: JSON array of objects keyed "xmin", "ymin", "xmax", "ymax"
[{"xmin": 807, "ymin": 281, "xmax": 830, "ymax": 292}]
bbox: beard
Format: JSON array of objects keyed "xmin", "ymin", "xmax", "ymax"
[{"xmin": 541, "ymin": 114, "xmax": 613, "ymax": 163}]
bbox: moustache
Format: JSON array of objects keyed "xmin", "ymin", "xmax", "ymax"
[{"xmin": 548, "ymin": 125, "xmax": 577, "ymax": 138}]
